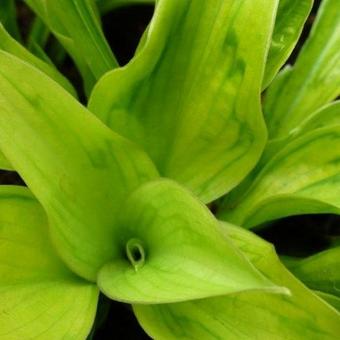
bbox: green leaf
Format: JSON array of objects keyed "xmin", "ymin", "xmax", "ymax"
[
  {"xmin": 0, "ymin": 0, "xmax": 21, "ymax": 41},
  {"xmin": 26, "ymin": 17, "xmax": 52, "ymax": 64},
  {"xmin": 0, "ymin": 51, "xmax": 158, "ymax": 281},
  {"xmin": 0, "ymin": 186, "xmax": 98, "ymax": 339},
  {"xmin": 25, "ymin": 0, "xmax": 118, "ymax": 94},
  {"xmin": 264, "ymin": 0, "xmax": 340, "ymax": 139},
  {"xmin": 0, "ymin": 22, "xmax": 77, "ymax": 170},
  {"xmin": 219, "ymin": 126, "xmax": 340, "ymax": 228},
  {"xmin": 96, "ymin": 0, "xmax": 154, "ymax": 13},
  {"xmin": 89, "ymin": 0, "xmax": 278, "ymax": 203},
  {"xmin": 263, "ymin": 0, "xmax": 313, "ymax": 89},
  {"xmin": 134, "ymin": 222, "xmax": 340, "ymax": 339},
  {"xmin": 283, "ymin": 247, "xmax": 340, "ymax": 297},
  {"xmin": 0, "ymin": 23, "xmax": 76, "ymax": 97},
  {"xmin": 0, "ymin": 150, "xmax": 12, "ymax": 171},
  {"xmin": 98, "ymin": 179, "xmax": 284, "ymax": 304},
  {"xmin": 294, "ymin": 100, "xmax": 340, "ymax": 136},
  {"xmin": 219, "ymin": 100, "xmax": 340, "ymax": 211},
  {"xmin": 315, "ymin": 291, "xmax": 340, "ymax": 312}
]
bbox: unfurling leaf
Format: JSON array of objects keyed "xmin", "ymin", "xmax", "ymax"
[
  {"xmin": 134, "ymin": 223, "xmax": 340, "ymax": 339},
  {"xmin": 98, "ymin": 179, "xmax": 285, "ymax": 304}
]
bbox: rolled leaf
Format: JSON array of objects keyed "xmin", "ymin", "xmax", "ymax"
[
  {"xmin": 264, "ymin": 0, "xmax": 340, "ymax": 139},
  {"xmin": 283, "ymin": 247, "xmax": 340, "ymax": 297},
  {"xmin": 134, "ymin": 223, "xmax": 340, "ymax": 339},
  {"xmin": 219, "ymin": 126, "xmax": 340, "ymax": 228},
  {"xmin": 0, "ymin": 186, "xmax": 98, "ymax": 339},
  {"xmin": 263, "ymin": 0, "xmax": 313, "ymax": 89},
  {"xmin": 25, "ymin": 0, "xmax": 118, "ymax": 94},
  {"xmin": 0, "ymin": 51, "xmax": 158, "ymax": 280},
  {"xmin": 89, "ymin": 0, "xmax": 278, "ymax": 203},
  {"xmin": 98, "ymin": 179, "xmax": 283, "ymax": 304}
]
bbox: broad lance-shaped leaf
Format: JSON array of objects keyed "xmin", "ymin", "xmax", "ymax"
[
  {"xmin": 0, "ymin": 23, "xmax": 77, "ymax": 171},
  {"xmin": 134, "ymin": 222, "xmax": 340, "ymax": 339},
  {"xmin": 219, "ymin": 125, "xmax": 340, "ymax": 228},
  {"xmin": 0, "ymin": 51, "xmax": 159, "ymax": 281},
  {"xmin": 89, "ymin": 0, "xmax": 278, "ymax": 203},
  {"xmin": 283, "ymin": 247, "xmax": 340, "ymax": 298},
  {"xmin": 264, "ymin": 0, "xmax": 340, "ymax": 139},
  {"xmin": 98, "ymin": 179, "xmax": 285, "ymax": 304},
  {"xmin": 0, "ymin": 186, "xmax": 98, "ymax": 339},
  {"xmin": 25, "ymin": 0, "xmax": 118, "ymax": 94},
  {"xmin": 263, "ymin": 0, "xmax": 313, "ymax": 89}
]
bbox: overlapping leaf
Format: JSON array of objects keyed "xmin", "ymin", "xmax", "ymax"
[
  {"xmin": 134, "ymin": 223, "xmax": 340, "ymax": 339},
  {"xmin": 316, "ymin": 291, "xmax": 340, "ymax": 312},
  {"xmin": 0, "ymin": 186, "xmax": 98, "ymax": 339},
  {"xmin": 25, "ymin": 0, "xmax": 118, "ymax": 94},
  {"xmin": 0, "ymin": 51, "xmax": 158, "ymax": 280},
  {"xmin": 264, "ymin": 0, "xmax": 340, "ymax": 139},
  {"xmin": 283, "ymin": 247, "xmax": 340, "ymax": 297},
  {"xmin": 89, "ymin": 0, "xmax": 278, "ymax": 203},
  {"xmin": 263, "ymin": 0, "xmax": 313, "ymax": 88},
  {"xmin": 219, "ymin": 125, "xmax": 340, "ymax": 228},
  {"xmin": 98, "ymin": 179, "xmax": 284, "ymax": 304}
]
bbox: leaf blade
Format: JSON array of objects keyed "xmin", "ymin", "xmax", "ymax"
[
  {"xmin": 0, "ymin": 51, "xmax": 158, "ymax": 280},
  {"xmin": 89, "ymin": 0, "xmax": 278, "ymax": 202},
  {"xmin": 133, "ymin": 223, "xmax": 340, "ymax": 339},
  {"xmin": 97, "ymin": 179, "xmax": 284, "ymax": 304},
  {"xmin": 0, "ymin": 186, "xmax": 98, "ymax": 340},
  {"xmin": 264, "ymin": 0, "xmax": 340, "ymax": 139}
]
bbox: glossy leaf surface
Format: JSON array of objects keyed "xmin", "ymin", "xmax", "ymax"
[
  {"xmin": 134, "ymin": 223, "xmax": 340, "ymax": 339},
  {"xmin": 220, "ymin": 126, "xmax": 340, "ymax": 228},
  {"xmin": 0, "ymin": 51, "xmax": 158, "ymax": 280},
  {"xmin": 25, "ymin": 0, "xmax": 118, "ymax": 94},
  {"xmin": 263, "ymin": 0, "xmax": 313, "ymax": 88},
  {"xmin": 264, "ymin": 0, "xmax": 340, "ymax": 139},
  {"xmin": 0, "ymin": 186, "xmax": 98, "ymax": 339},
  {"xmin": 98, "ymin": 179, "xmax": 283, "ymax": 304},
  {"xmin": 89, "ymin": 0, "xmax": 278, "ymax": 203},
  {"xmin": 284, "ymin": 247, "xmax": 340, "ymax": 297}
]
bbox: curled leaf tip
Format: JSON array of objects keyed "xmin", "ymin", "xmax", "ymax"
[{"xmin": 126, "ymin": 238, "xmax": 146, "ymax": 272}]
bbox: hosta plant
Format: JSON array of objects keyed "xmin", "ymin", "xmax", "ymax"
[{"xmin": 0, "ymin": 0, "xmax": 339, "ymax": 338}]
